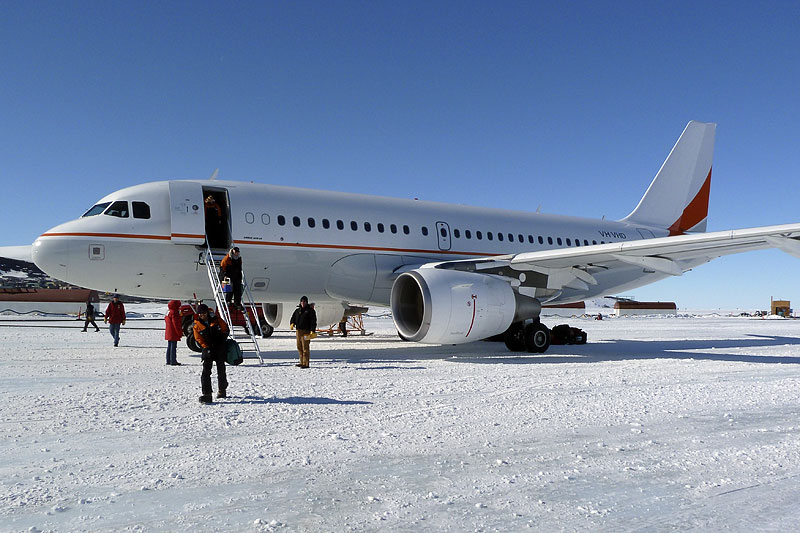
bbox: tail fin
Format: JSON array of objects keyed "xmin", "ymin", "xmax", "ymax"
[{"xmin": 622, "ymin": 121, "xmax": 716, "ymax": 235}]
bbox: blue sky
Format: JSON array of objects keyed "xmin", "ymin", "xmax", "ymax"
[{"xmin": 2, "ymin": 1, "xmax": 799, "ymax": 310}]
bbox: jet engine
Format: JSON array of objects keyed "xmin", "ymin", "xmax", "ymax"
[{"xmin": 390, "ymin": 267, "xmax": 540, "ymax": 344}]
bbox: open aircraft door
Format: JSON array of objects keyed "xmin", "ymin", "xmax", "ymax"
[{"xmin": 168, "ymin": 181, "xmax": 206, "ymax": 245}]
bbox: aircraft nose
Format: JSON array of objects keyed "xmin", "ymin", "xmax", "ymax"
[{"xmin": 32, "ymin": 236, "xmax": 71, "ymax": 281}]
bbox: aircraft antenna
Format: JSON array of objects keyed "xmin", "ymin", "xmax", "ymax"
[{"xmin": 209, "ymin": 168, "xmax": 219, "ymax": 181}]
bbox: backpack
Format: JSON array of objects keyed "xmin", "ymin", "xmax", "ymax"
[{"xmin": 224, "ymin": 338, "xmax": 243, "ymax": 365}]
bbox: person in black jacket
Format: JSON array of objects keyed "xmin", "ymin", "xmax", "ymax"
[
  {"xmin": 289, "ymin": 296, "xmax": 316, "ymax": 368},
  {"xmin": 81, "ymin": 300, "xmax": 100, "ymax": 332}
]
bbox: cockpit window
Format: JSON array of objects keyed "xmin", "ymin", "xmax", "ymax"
[
  {"xmin": 132, "ymin": 201, "xmax": 151, "ymax": 219},
  {"xmin": 82, "ymin": 202, "xmax": 110, "ymax": 217},
  {"xmin": 104, "ymin": 201, "xmax": 129, "ymax": 218}
]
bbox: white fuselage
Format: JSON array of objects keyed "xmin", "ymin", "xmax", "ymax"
[{"xmin": 32, "ymin": 179, "xmax": 682, "ymax": 307}]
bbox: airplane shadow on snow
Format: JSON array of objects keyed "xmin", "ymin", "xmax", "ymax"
[{"xmin": 239, "ymin": 333, "xmax": 800, "ymax": 366}]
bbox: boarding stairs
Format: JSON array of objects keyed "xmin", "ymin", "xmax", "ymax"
[{"xmin": 200, "ymin": 245, "xmax": 264, "ymax": 364}]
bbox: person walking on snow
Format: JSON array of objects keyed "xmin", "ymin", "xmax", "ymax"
[
  {"xmin": 193, "ymin": 303, "xmax": 230, "ymax": 403},
  {"xmin": 164, "ymin": 300, "xmax": 183, "ymax": 366},
  {"xmin": 104, "ymin": 294, "xmax": 126, "ymax": 347},
  {"xmin": 82, "ymin": 299, "xmax": 100, "ymax": 332},
  {"xmin": 290, "ymin": 295, "xmax": 316, "ymax": 368}
]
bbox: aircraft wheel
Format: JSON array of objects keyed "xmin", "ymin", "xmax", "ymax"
[
  {"xmin": 524, "ymin": 323, "xmax": 551, "ymax": 353},
  {"xmin": 182, "ymin": 316, "xmax": 194, "ymax": 338},
  {"xmin": 503, "ymin": 323, "xmax": 526, "ymax": 352},
  {"xmin": 260, "ymin": 322, "xmax": 274, "ymax": 338}
]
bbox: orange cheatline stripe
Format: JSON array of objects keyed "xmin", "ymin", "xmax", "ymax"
[
  {"xmin": 41, "ymin": 232, "xmax": 172, "ymax": 240},
  {"xmin": 40, "ymin": 232, "xmax": 502, "ymax": 257},
  {"xmin": 668, "ymin": 168, "xmax": 712, "ymax": 236},
  {"xmin": 232, "ymin": 239, "xmax": 503, "ymax": 257}
]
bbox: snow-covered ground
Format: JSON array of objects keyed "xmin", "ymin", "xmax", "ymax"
[{"xmin": 2, "ymin": 308, "xmax": 800, "ymax": 532}]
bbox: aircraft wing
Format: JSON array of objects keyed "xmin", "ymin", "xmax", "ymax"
[{"xmin": 435, "ymin": 222, "xmax": 800, "ymax": 293}]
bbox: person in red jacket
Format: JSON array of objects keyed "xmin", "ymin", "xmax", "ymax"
[
  {"xmin": 164, "ymin": 300, "xmax": 183, "ymax": 366},
  {"xmin": 104, "ymin": 294, "xmax": 126, "ymax": 347}
]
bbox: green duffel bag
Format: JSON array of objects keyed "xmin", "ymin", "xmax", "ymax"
[{"xmin": 225, "ymin": 338, "xmax": 243, "ymax": 365}]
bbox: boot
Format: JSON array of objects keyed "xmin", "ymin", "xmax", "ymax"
[
  {"xmin": 199, "ymin": 395, "xmax": 213, "ymax": 404},
  {"xmin": 216, "ymin": 390, "xmax": 227, "ymax": 399}
]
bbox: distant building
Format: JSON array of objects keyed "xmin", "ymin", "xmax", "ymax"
[
  {"xmin": 613, "ymin": 300, "xmax": 677, "ymax": 316},
  {"xmin": 0, "ymin": 288, "xmax": 99, "ymax": 315},
  {"xmin": 770, "ymin": 298, "xmax": 792, "ymax": 317}
]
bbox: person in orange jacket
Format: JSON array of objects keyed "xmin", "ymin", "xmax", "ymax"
[
  {"xmin": 193, "ymin": 303, "xmax": 230, "ymax": 403},
  {"xmin": 104, "ymin": 294, "xmax": 126, "ymax": 347},
  {"xmin": 164, "ymin": 300, "xmax": 183, "ymax": 366},
  {"xmin": 220, "ymin": 247, "xmax": 243, "ymax": 308}
]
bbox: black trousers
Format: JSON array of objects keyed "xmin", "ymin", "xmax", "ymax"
[
  {"xmin": 224, "ymin": 276, "xmax": 243, "ymax": 306},
  {"xmin": 201, "ymin": 345, "xmax": 228, "ymax": 395}
]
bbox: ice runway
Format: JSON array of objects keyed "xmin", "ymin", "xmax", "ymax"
[{"xmin": 2, "ymin": 311, "xmax": 800, "ymax": 531}]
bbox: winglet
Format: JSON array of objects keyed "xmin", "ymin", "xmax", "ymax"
[{"xmin": 622, "ymin": 121, "xmax": 716, "ymax": 235}]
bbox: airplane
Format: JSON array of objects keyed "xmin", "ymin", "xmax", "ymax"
[{"xmin": 31, "ymin": 121, "xmax": 800, "ymax": 353}]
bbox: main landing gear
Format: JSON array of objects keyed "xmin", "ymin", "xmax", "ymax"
[
  {"xmin": 503, "ymin": 319, "xmax": 588, "ymax": 353},
  {"xmin": 503, "ymin": 320, "xmax": 551, "ymax": 353}
]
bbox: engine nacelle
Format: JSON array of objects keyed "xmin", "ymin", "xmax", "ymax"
[
  {"xmin": 391, "ymin": 268, "xmax": 529, "ymax": 344},
  {"xmin": 262, "ymin": 303, "xmax": 290, "ymax": 329},
  {"xmin": 262, "ymin": 302, "xmax": 346, "ymax": 330}
]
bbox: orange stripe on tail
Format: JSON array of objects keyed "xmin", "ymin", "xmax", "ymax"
[{"xmin": 668, "ymin": 168, "xmax": 712, "ymax": 236}]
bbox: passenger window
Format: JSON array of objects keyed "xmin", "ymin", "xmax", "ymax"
[
  {"xmin": 421, "ymin": 227, "xmax": 428, "ymax": 236},
  {"xmin": 528, "ymin": 235, "xmax": 534, "ymax": 244},
  {"xmin": 592, "ymin": 240, "xmax": 597, "ymax": 245},
  {"xmin": 351, "ymin": 221, "xmax": 358, "ymax": 231},
  {"xmin": 377, "ymin": 223, "xmax": 384, "ymax": 233},
  {"xmin": 518, "ymin": 234, "xmax": 524, "ymax": 243},
  {"xmin": 390, "ymin": 224, "xmax": 397, "ymax": 234},
  {"xmin": 584, "ymin": 240, "xmax": 589, "ymax": 246},
  {"xmin": 487, "ymin": 232, "xmax": 493, "ymax": 241},
  {"xmin": 82, "ymin": 202, "xmax": 110, "ymax": 217},
  {"xmin": 440, "ymin": 227, "xmax": 447, "ymax": 237},
  {"xmin": 538, "ymin": 236, "xmax": 544, "ymax": 244},
  {"xmin": 322, "ymin": 218, "xmax": 330, "ymax": 229},
  {"xmin": 465, "ymin": 229, "xmax": 472, "ymax": 239},
  {"xmin": 307, "ymin": 217, "xmax": 315, "ymax": 228},
  {"xmin": 293, "ymin": 216, "xmax": 301, "ymax": 227},
  {"xmin": 364, "ymin": 222, "xmax": 371, "ymax": 232},
  {"xmin": 497, "ymin": 233, "xmax": 503, "ymax": 241},
  {"xmin": 566, "ymin": 238, "xmax": 571, "ymax": 246},
  {"xmin": 403, "ymin": 225, "xmax": 409, "ymax": 235},
  {"xmin": 453, "ymin": 229, "xmax": 460, "ymax": 238},
  {"xmin": 132, "ymin": 202, "xmax": 151, "ymax": 219},
  {"xmin": 476, "ymin": 231, "xmax": 483, "ymax": 240},
  {"xmin": 508, "ymin": 233, "xmax": 514, "ymax": 242},
  {"xmin": 245, "ymin": 212, "xmax": 255, "ymax": 224},
  {"xmin": 575, "ymin": 238, "xmax": 580, "ymax": 247},
  {"xmin": 337, "ymin": 220, "xmax": 344, "ymax": 230},
  {"xmin": 547, "ymin": 237, "xmax": 553, "ymax": 245},
  {"xmin": 261, "ymin": 214, "xmax": 270, "ymax": 225},
  {"xmin": 278, "ymin": 215, "xmax": 286, "ymax": 226},
  {"xmin": 557, "ymin": 237, "xmax": 562, "ymax": 245},
  {"xmin": 104, "ymin": 201, "xmax": 129, "ymax": 218}
]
